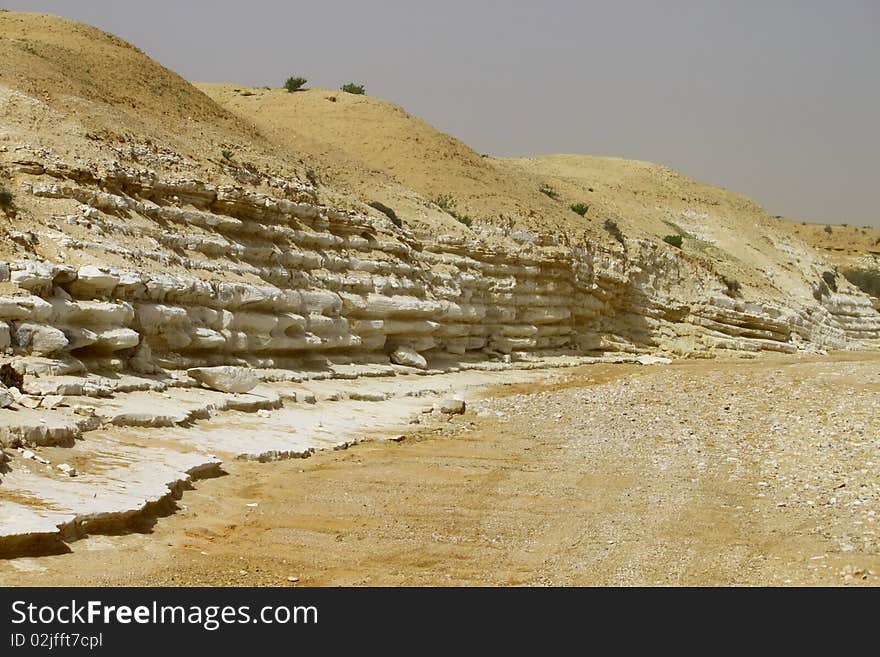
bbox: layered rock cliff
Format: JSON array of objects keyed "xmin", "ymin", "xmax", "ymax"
[
  {"xmin": 1, "ymin": 156, "xmax": 877, "ymax": 383},
  {"xmin": 0, "ymin": 11, "xmax": 878, "ymax": 555}
]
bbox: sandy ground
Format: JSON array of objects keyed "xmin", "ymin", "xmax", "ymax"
[{"xmin": 2, "ymin": 354, "xmax": 879, "ymax": 587}]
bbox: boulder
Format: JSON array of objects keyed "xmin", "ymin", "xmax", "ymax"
[
  {"xmin": 437, "ymin": 398, "xmax": 466, "ymax": 415},
  {"xmin": 72, "ymin": 265, "xmax": 120, "ymax": 296},
  {"xmin": 635, "ymin": 355, "xmax": 673, "ymax": 366},
  {"xmin": 0, "ymin": 388, "xmax": 13, "ymax": 408},
  {"xmin": 390, "ymin": 345, "xmax": 427, "ymax": 370},
  {"xmin": 13, "ymin": 323, "xmax": 69, "ymax": 355},
  {"xmin": 0, "ymin": 321, "xmax": 11, "ymax": 350},
  {"xmin": 18, "ymin": 396, "xmax": 42, "ymax": 409},
  {"xmin": 10, "ymin": 261, "xmax": 55, "ymax": 292},
  {"xmin": 92, "ymin": 328, "xmax": 140, "ymax": 352},
  {"xmin": 187, "ymin": 366, "xmax": 259, "ymax": 393}
]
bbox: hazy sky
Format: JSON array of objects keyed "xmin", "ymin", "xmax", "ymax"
[{"xmin": 5, "ymin": 1, "xmax": 879, "ymax": 226}]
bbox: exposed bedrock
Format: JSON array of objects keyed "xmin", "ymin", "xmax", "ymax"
[
  {"xmin": 1, "ymin": 157, "xmax": 879, "ymax": 557},
  {"xmin": 1, "ymin": 161, "xmax": 877, "ymax": 380}
]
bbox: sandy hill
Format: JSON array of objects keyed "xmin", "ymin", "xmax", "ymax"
[
  {"xmin": 779, "ymin": 218, "xmax": 880, "ymax": 300},
  {"xmin": 0, "ymin": 12, "xmax": 262, "ymax": 164},
  {"xmin": 199, "ymin": 84, "xmax": 851, "ymax": 302},
  {"xmin": 197, "ymin": 83, "xmax": 590, "ymax": 238},
  {"xmin": 0, "ymin": 10, "xmax": 875, "ymax": 367},
  {"xmin": 199, "ymin": 80, "xmax": 880, "ymax": 282},
  {"xmin": 781, "ymin": 219, "xmax": 880, "ymax": 258}
]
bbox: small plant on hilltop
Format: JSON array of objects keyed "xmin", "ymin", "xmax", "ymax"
[
  {"xmin": 539, "ymin": 183, "xmax": 559, "ymax": 200},
  {"xmin": 221, "ymin": 149, "xmax": 235, "ymax": 161},
  {"xmin": 432, "ymin": 194, "xmax": 473, "ymax": 229},
  {"xmin": 0, "ymin": 188, "xmax": 12, "ymax": 208},
  {"xmin": 570, "ymin": 202, "xmax": 590, "ymax": 216},
  {"xmin": 433, "ymin": 194, "xmax": 456, "ymax": 211},
  {"xmin": 284, "ymin": 76, "xmax": 307, "ymax": 93},
  {"xmin": 341, "ymin": 83, "xmax": 365, "ymax": 95},
  {"xmin": 824, "ymin": 225, "xmax": 833, "ymax": 234},
  {"xmin": 663, "ymin": 234, "xmax": 683, "ymax": 248}
]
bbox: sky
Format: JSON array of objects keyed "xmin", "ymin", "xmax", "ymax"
[{"xmin": 4, "ymin": 1, "xmax": 879, "ymax": 226}]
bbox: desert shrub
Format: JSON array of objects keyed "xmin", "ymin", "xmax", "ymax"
[
  {"xmin": 539, "ymin": 183, "xmax": 559, "ymax": 200},
  {"xmin": 663, "ymin": 234, "xmax": 683, "ymax": 248},
  {"xmin": 603, "ymin": 218, "xmax": 625, "ymax": 245},
  {"xmin": 570, "ymin": 203, "xmax": 590, "ymax": 216},
  {"xmin": 0, "ymin": 188, "xmax": 11, "ymax": 208},
  {"xmin": 721, "ymin": 275, "xmax": 742, "ymax": 297},
  {"xmin": 432, "ymin": 194, "xmax": 473, "ymax": 228},
  {"xmin": 824, "ymin": 225, "xmax": 833, "ymax": 234},
  {"xmin": 0, "ymin": 363, "xmax": 23, "ymax": 389},
  {"xmin": 221, "ymin": 149, "xmax": 234, "ymax": 160},
  {"xmin": 284, "ymin": 76, "xmax": 307, "ymax": 92},
  {"xmin": 433, "ymin": 194, "xmax": 456, "ymax": 211},
  {"xmin": 341, "ymin": 83, "xmax": 365, "ymax": 95},
  {"xmin": 368, "ymin": 200, "xmax": 401, "ymax": 227},
  {"xmin": 821, "ymin": 270, "xmax": 838, "ymax": 292}
]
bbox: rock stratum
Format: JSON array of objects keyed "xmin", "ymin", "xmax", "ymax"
[{"xmin": 0, "ymin": 12, "xmax": 878, "ymax": 557}]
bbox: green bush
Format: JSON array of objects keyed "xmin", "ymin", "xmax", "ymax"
[
  {"xmin": 0, "ymin": 188, "xmax": 12, "ymax": 208},
  {"xmin": 341, "ymin": 83, "xmax": 365, "ymax": 95},
  {"xmin": 433, "ymin": 194, "xmax": 456, "ymax": 211},
  {"xmin": 663, "ymin": 234, "xmax": 683, "ymax": 248},
  {"xmin": 284, "ymin": 76, "xmax": 307, "ymax": 93},
  {"xmin": 539, "ymin": 183, "xmax": 559, "ymax": 200},
  {"xmin": 221, "ymin": 149, "xmax": 234, "ymax": 160},
  {"xmin": 570, "ymin": 203, "xmax": 590, "ymax": 216},
  {"xmin": 432, "ymin": 194, "xmax": 473, "ymax": 228}
]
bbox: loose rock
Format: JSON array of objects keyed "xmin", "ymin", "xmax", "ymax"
[{"xmin": 187, "ymin": 366, "xmax": 259, "ymax": 394}]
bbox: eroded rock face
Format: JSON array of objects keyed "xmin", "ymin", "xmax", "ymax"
[{"xmin": 0, "ymin": 158, "xmax": 874, "ymax": 382}]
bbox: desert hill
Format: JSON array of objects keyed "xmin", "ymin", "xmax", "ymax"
[
  {"xmin": 199, "ymin": 84, "xmax": 864, "ymax": 305},
  {"xmin": 0, "ymin": 10, "xmax": 879, "ymax": 557},
  {"xmin": 780, "ymin": 218, "xmax": 880, "ymax": 303}
]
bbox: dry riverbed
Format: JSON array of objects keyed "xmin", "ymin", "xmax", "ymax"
[{"xmin": 2, "ymin": 354, "xmax": 878, "ymax": 586}]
